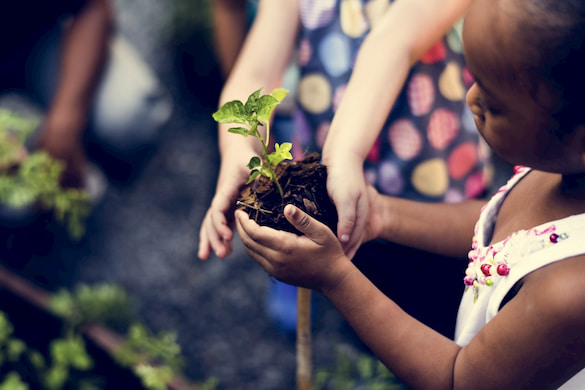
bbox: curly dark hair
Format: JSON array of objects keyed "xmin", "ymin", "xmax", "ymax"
[{"xmin": 517, "ymin": 0, "xmax": 585, "ymax": 134}]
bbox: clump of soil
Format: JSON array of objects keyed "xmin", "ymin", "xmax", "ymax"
[{"xmin": 237, "ymin": 153, "xmax": 338, "ymax": 235}]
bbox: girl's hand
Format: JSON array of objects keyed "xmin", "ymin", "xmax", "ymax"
[
  {"xmin": 326, "ymin": 154, "xmax": 369, "ymax": 259},
  {"xmin": 235, "ymin": 204, "xmax": 352, "ymax": 293},
  {"xmin": 198, "ymin": 156, "xmax": 250, "ymax": 260}
]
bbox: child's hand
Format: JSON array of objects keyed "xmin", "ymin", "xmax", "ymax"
[
  {"xmin": 235, "ymin": 204, "xmax": 352, "ymax": 293},
  {"xmin": 326, "ymin": 154, "xmax": 369, "ymax": 258},
  {"xmin": 198, "ymin": 156, "xmax": 251, "ymax": 260}
]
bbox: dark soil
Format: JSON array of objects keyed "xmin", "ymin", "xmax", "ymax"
[{"xmin": 237, "ymin": 153, "xmax": 338, "ymax": 235}]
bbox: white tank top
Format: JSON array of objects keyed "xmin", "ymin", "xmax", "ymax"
[{"xmin": 455, "ymin": 167, "xmax": 585, "ymax": 389}]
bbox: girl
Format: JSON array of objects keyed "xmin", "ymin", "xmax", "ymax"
[{"xmin": 235, "ymin": 0, "xmax": 585, "ymax": 388}]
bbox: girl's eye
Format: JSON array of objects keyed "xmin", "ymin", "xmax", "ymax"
[{"xmin": 477, "ymin": 94, "xmax": 500, "ymax": 115}]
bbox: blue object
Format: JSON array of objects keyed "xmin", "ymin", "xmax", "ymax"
[
  {"xmin": 266, "ymin": 279, "xmax": 320, "ymax": 335},
  {"xmin": 266, "ymin": 279, "xmax": 298, "ymax": 335}
]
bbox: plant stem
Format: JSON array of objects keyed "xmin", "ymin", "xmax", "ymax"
[
  {"xmin": 260, "ymin": 135, "xmax": 284, "ymax": 198},
  {"xmin": 296, "ymin": 287, "xmax": 312, "ymax": 390}
]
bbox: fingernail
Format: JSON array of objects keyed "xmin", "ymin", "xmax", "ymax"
[{"xmin": 340, "ymin": 234, "xmax": 349, "ymax": 243}]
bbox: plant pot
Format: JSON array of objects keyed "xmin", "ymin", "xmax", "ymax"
[{"xmin": 237, "ymin": 152, "xmax": 338, "ymax": 235}]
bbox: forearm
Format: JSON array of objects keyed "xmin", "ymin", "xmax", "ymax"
[
  {"xmin": 323, "ymin": 262, "xmax": 460, "ymax": 390},
  {"xmin": 378, "ymin": 196, "xmax": 485, "ymax": 258},
  {"xmin": 50, "ymin": 0, "xmax": 113, "ymax": 132},
  {"xmin": 212, "ymin": 0, "xmax": 248, "ymax": 77},
  {"xmin": 322, "ymin": 0, "xmax": 472, "ymax": 165},
  {"xmin": 322, "ymin": 27, "xmax": 410, "ymax": 164},
  {"xmin": 217, "ymin": 0, "xmax": 299, "ymax": 161}
]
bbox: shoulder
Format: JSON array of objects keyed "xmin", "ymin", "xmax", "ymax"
[{"xmin": 523, "ymin": 255, "xmax": 585, "ymax": 324}]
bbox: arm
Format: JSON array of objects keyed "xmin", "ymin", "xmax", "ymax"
[
  {"xmin": 212, "ymin": 0, "xmax": 248, "ymax": 78},
  {"xmin": 198, "ymin": 0, "xmax": 300, "ymax": 260},
  {"xmin": 367, "ymin": 190, "xmax": 484, "ymax": 257},
  {"xmin": 322, "ymin": 0, "xmax": 472, "ymax": 257},
  {"xmin": 39, "ymin": 0, "xmax": 114, "ymax": 187},
  {"xmin": 236, "ymin": 204, "xmax": 585, "ymax": 390}
]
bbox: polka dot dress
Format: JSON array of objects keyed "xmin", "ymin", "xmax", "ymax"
[{"xmin": 274, "ymin": 0, "xmax": 490, "ymax": 202}]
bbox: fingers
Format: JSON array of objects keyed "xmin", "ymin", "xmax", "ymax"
[
  {"xmin": 198, "ymin": 209, "xmax": 234, "ymax": 260},
  {"xmin": 336, "ymin": 202, "xmax": 356, "ymax": 245},
  {"xmin": 234, "ymin": 210, "xmax": 279, "ymax": 273},
  {"xmin": 343, "ymin": 194, "xmax": 369, "ymax": 258},
  {"xmin": 283, "ymin": 204, "xmax": 332, "ymax": 244}
]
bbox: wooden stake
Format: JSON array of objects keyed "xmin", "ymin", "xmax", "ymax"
[{"xmin": 296, "ymin": 287, "xmax": 312, "ymax": 390}]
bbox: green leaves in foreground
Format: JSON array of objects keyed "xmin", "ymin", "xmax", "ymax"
[{"xmin": 212, "ymin": 88, "xmax": 291, "ymax": 197}]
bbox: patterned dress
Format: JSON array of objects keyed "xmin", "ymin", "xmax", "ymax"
[
  {"xmin": 455, "ymin": 166, "xmax": 585, "ymax": 389},
  {"xmin": 273, "ymin": 0, "xmax": 490, "ymax": 202}
]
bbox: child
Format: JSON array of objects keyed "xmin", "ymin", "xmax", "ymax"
[{"xmin": 235, "ymin": 0, "xmax": 585, "ymax": 388}]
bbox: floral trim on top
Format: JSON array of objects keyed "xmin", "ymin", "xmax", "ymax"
[
  {"xmin": 463, "ymin": 166, "xmax": 569, "ymax": 303},
  {"xmin": 464, "ymin": 226, "xmax": 569, "ymax": 302}
]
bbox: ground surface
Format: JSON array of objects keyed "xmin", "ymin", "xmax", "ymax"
[{"xmin": 0, "ymin": 1, "xmax": 367, "ymax": 389}]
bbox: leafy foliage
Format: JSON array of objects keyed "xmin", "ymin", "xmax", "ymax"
[
  {"xmin": 114, "ymin": 324, "xmax": 184, "ymax": 390},
  {"xmin": 212, "ymin": 87, "xmax": 291, "ymax": 197},
  {"xmin": 0, "ymin": 310, "xmax": 95, "ymax": 390},
  {"xmin": 0, "ymin": 108, "xmax": 90, "ymax": 239},
  {"xmin": 50, "ymin": 283, "xmax": 135, "ymax": 330},
  {"xmin": 49, "ymin": 283, "xmax": 214, "ymax": 390},
  {"xmin": 313, "ymin": 347, "xmax": 409, "ymax": 390}
]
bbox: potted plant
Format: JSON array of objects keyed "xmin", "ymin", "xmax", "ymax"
[{"xmin": 212, "ymin": 87, "xmax": 338, "ymax": 390}]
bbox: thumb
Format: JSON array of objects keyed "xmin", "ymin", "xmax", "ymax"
[{"xmin": 284, "ymin": 204, "xmax": 325, "ymax": 239}]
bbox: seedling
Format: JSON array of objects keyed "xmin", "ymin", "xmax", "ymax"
[
  {"xmin": 213, "ymin": 88, "xmax": 316, "ymax": 390},
  {"xmin": 212, "ymin": 87, "xmax": 292, "ymax": 198}
]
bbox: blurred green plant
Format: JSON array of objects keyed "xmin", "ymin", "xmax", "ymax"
[
  {"xmin": 0, "ymin": 310, "xmax": 96, "ymax": 390},
  {"xmin": 50, "ymin": 283, "xmax": 135, "ymax": 330},
  {"xmin": 49, "ymin": 283, "xmax": 216, "ymax": 390},
  {"xmin": 0, "ymin": 282, "xmax": 218, "ymax": 390},
  {"xmin": 0, "ymin": 108, "xmax": 90, "ymax": 239},
  {"xmin": 313, "ymin": 347, "xmax": 409, "ymax": 390}
]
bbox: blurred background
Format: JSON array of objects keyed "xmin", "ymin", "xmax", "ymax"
[{"xmin": 0, "ymin": 1, "xmax": 372, "ymax": 389}]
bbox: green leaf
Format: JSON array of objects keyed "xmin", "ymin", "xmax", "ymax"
[
  {"xmin": 0, "ymin": 372, "xmax": 29, "ymax": 390},
  {"xmin": 247, "ymin": 156, "xmax": 261, "ymax": 170},
  {"xmin": 212, "ymin": 100, "xmax": 247, "ymax": 124},
  {"xmin": 256, "ymin": 95, "xmax": 280, "ymax": 125},
  {"xmin": 267, "ymin": 142, "xmax": 293, "ymax": 167},
  {"xmin": 43, "ymin": 366, "xmax": 68, "ymax": 390},
  {"xmin": 227, "ymin": 127, "xmax": 251, "ymax": 137},
  {"xmin": 271, "ymin": 87, "xmax": 289, "ymax": 102},
  {"xmin": 0, "ymin": 312, "xmax": 14, "ymax": 344},
  {"xmin": 244, "ymin": 88, "xmax": 262, "ymax": 116},
  {"xmin": 134, "ymin": 364, "xmax": 174, "ymax": 390},
  {"xmin": 50, "ymin": 336, "xmax": 93, "ymax": 370},
  {"xmin": 256, "ymin": 88, "xmax": 289, "ymax": 124},
  {"xmin": 7, "ymin": 339, "xmax": 26, "ymax": 361},
  {"xmin": 246, "ymin": 170, "xmax": 261, "ymax": 184}
]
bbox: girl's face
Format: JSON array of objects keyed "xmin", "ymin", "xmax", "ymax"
[{"xmin": 463, "ymin": 0, "xmax": 582, "ymax": 172}]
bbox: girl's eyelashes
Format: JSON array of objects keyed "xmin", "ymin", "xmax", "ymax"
[{"xmin": 477, "ymin": 92, "xmax": 501, "ymax": 115}]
